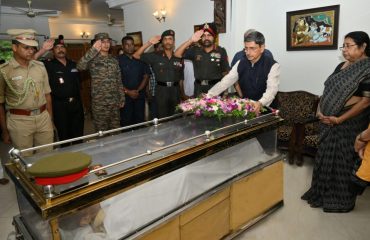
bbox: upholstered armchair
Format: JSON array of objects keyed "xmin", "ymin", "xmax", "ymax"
[{"xmin": 276, "ymin": 91, "xmax": 320, "ymax": 166}]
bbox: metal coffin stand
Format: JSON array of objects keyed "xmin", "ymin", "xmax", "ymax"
[{"xmin": 6, "ymin": 112, "xmax": 284, "ymax": 240}]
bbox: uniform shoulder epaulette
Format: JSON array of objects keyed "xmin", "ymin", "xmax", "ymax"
[
  {"xmin": 0, "ymin": 62, "xmax": 9, "ymax": 69},
  {"xmin": 32, "ymin": 60, "xmax": 44, "ymax": 66}
]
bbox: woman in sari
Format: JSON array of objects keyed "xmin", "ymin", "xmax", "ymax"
[{"xmin": 302, "ymin": 31, "xmax": 370, "ymax": 213}]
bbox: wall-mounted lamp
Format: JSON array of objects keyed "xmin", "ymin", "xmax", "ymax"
[
  {"xmin": 80, "ymin": 32, "xmax": 90, "ymax": 39},
  {"xmin": 153, "ymin": 9, "xmax": 166, "ymax": 23}
]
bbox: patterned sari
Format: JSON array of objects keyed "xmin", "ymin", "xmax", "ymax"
[{"xmin": 302, "ymin": 58, "xmax": 370, "ymax": 212}]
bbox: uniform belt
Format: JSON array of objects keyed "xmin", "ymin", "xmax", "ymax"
[
  {"xmin": 157, "ymin": 81, "xmax": 179, "ymax": 87},
  {"xmin": 54, "ymin": 97, "xmax": 77, "ymax": 103},
  {"xmin": 195, "ymin": 79, "xmax": 220, "ymax": 86},
  {"xmin": 9, "ymin": 104, "xmax": 47, "ymax": 116}
]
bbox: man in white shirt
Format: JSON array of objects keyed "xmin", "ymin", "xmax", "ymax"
[{"xmin": 208, "ymin": 31, "xmax": 280, "ymax": 113}]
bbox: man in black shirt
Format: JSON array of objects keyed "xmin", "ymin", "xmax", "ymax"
[
  {"xmin": 175, "ymin": 23, "xmax": 230, "ymax": 96},
  {"xmin": 133, "ymin": 30, "xmax": 185, "ymax": 118},
  {"xmin": 37, "ymin": 37, "xmax": 84, "ymax": 145}
]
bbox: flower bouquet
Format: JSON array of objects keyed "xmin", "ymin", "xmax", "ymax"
[{"xmin": 177, "ymin": 96, "xmax": 261, "ymax": 120}]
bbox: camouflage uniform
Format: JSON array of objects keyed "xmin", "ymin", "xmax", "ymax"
[{"xmin": 77, "ymin": 47, "xmax": 125, "ymax": 131}]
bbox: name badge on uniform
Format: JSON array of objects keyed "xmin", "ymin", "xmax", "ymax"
[
  {"xmin": 11, "ymin": 76, "xmax": 23, "ymax": 81},
  {"xmin": 59, "ymin": 77, "xmax": 64, "ymax": 84},
  {"xmin": 173, "ymin": 61, "xmax": 183, "ymax": 67},
  {"xmin": 71, "ymin": 68, "xmax": 78, "ymax": 72}
]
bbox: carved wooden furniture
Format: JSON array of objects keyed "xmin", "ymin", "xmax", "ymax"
[{"xmin": 276, "ymin": 91, "xmax": 319, "ymax": 165}]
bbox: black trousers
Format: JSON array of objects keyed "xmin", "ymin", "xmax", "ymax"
[
  {"xmin": 53, "ymin": 98, "xmax": 84, "ymax": 146},
  {"xmin": 194, "ymin": 83, "xmax": 215, "ymax": 97},
  {"xmin": 120, "ymin": 96, "xmax": 145, "ymax": 127},
  {"xmin": 156, "ymin": 85, "xmax": 180, "ymax": 118}
]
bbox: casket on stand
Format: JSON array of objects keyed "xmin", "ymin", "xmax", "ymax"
[{"xmin": 5, "ymin": 112, "xmax": 284, "ymax": 240}]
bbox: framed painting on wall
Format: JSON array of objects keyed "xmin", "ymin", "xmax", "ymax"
[
  {"xmin": 286, "ymin": 5, "xmax": 340, "ymax": 51},
  {"xmin": 126, "ymin": 31, "xmax": 143, "ymax": 50}
]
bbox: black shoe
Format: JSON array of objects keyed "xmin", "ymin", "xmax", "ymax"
[
  {"xmin": 323, "ymin": 206, "xmax": 354, "ymax": 213},
  {"xmin": 309, "ymin": 202, "xmax": 323, "ymax": 208}
]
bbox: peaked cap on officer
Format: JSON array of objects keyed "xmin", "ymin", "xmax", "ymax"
[{"xmin": 7, "ymin": 29, "xmax": 38, "ymax": 47}]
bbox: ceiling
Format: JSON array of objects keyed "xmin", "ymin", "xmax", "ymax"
[{"xmin": 1, "ymin": 0, "xmax": 123, "ymax": 22}]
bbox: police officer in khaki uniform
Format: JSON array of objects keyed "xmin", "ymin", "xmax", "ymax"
[
  {"xmin": 175, "ymin": 23, "xmax": 230, "ymax": 96},
  {"xmin": 0, "ymin": 29, "xmax": 54, "ymax": 157}
]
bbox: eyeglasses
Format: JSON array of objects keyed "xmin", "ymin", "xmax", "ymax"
[
  {"xmin": 244, "ymin": 47, "xmax": 259, "ymax": 52},
  {"xmin": 339, "ymin": 44, "xmax": 357, "ymax": 50}
]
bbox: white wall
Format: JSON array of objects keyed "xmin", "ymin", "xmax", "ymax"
[
  {"xmin": 123, "ymin": 0, "xmax": 214, "ymax": 47},
  {"xmin": 121, "ymin": 0, "xmax": 370, "ymax": 95},
  {"xmin": 48, "ymin": 18, "xmax": 124, "ymax": 44},
  {"xmin": 241, "ymin": 0, "xmax": 370, "ymax": 94}
]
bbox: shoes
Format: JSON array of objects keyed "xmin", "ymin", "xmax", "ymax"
[
  {"xmin": 309, "ymin": 202, "xmax": 323, "ymax": 208},
  {"xmin": 0, "ymin": 178, "xmax": 9, "ymax": 185},
  {"xmin": 323, "ymin": 206, "xmax": 354, "ymax": 213}
]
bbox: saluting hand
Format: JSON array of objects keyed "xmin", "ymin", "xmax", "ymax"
[
  {"xmin": 93, "ymin": 40, "xmax": 102, "ymax": 52},
  {"xmin": 42, "ymin": 39, "xmax": 54, "ymax": 51},
  {"xmin": 149, "ymin": 36, "xmax": 161, "ymax": 45},
  {"xmin": 192, "ymin": 30, "xmax": 204, "ymax": 43}
]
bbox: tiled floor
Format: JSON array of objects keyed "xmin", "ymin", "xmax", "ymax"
[{"xmin": 1, "ymin": 157, "xmax": 370, "ymax": 239}]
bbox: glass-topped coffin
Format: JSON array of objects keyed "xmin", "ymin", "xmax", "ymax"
[
  {"xmin": 14, "ymin": 113, "xmax": 281, "ymax": 195},
  {"xmin": 8, "ymin": 112, "xmax": 282, "ymax": 235},
  {"xmin": 12, "ymin": 113, "xmax": 283, "ymax": 240}
]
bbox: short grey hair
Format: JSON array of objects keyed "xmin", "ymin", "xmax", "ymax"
[
  {"xmin": 243, "ymin": 29, "xmax": 256, "ymax": 39},
  {"xmin": 244, "ymin": 31, "xmax": 265, "ymax": 46}
]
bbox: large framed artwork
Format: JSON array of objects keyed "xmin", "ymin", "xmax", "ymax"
[
  {"xmin": 126, "ymin": 31, "xmax": 143, "ymax": 50},
  {"xmin": 286, "ymin": 5, "xmax": 340, "ymax": 51}
]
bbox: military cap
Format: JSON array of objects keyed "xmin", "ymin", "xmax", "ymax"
[
  {"xmin": 94, "ymin": 32, "xmax": 111, "ymax": 41},
  {"xmin": 161, "ymin": 29, "xmax": 175, "ymax": 41},
  {"xmin": 28, "ymin": 152, "xmax": 92, "ymax": 178},
  {"xmin": 53, "ymin": 35, "xmax": 65, "ymax": 47},
  {"xmin": 202, "ymin": 22, "xmax": 218, "ymax": 37},
  {"xmin": 7, "ymin": 29, "xmax": 38, "ymax": 47}
]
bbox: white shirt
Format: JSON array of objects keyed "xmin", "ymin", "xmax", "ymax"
[
  {"xmin": 184, "ymin": 60, "xmax": 195, "ymax": 96},
  {"xmin": 208, "ymin": 60, "xmax": 280, "ymax": 106}
]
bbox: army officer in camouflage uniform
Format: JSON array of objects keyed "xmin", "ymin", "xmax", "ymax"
[
  {"xmin": 77, "ymin": 33, "xmax": 125, "ymax": 131},
  {"xmin": 0, "ymin": 29, "xmax": 54, "ymax": 157}
]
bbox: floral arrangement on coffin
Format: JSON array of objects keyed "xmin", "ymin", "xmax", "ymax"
[{"xmin": 177, "ymin": 96, "xmax": 262, "ymax": 120}]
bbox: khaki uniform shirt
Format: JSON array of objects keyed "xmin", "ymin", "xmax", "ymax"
[{"xmin": 0, "ymin": 57, "xmax": 51, "ymax": 110}]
